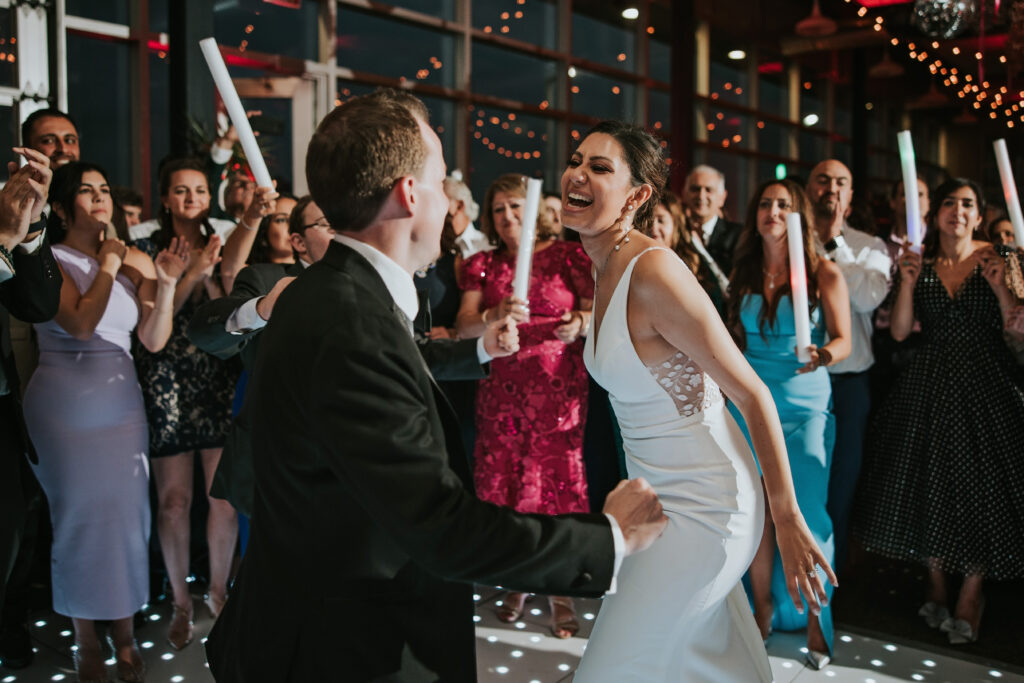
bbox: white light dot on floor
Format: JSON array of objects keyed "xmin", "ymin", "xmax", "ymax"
[
  {"xmin": 473, "ymin": 615, "xmax": 482, "ymax": 622},
  {"xmin": 530, "ymin": 608, "xmax": 542, "ymax": 616},
  {"xmin": 781, "ymin": 661, "xmax": 794, "ymax": 669},
  {"xmin": 149, "ymin": 614, "xmax": 161, "ymax": 622},
  {"xmin": 495, "ymin": 666, "xmax": 509, "ymax": 674},
  {"xmin": 495, "ymin": 600, "xmax": 503, "ymax": 607},
  {"xmin": 530, "ymin": 680, "xmax": 541, "ymax": 683},
  {"xmin": 201, "ymin": 637, "xmax": 208, "ymax": 644},
  {"xmin": 865, "ymin": 679, "xmax": 877, "ymax": 683},
  {"xmin": 884, "ymin": 643, "xmax": 898, "ymax": 651},
  {"xmin": 487, "ymin": 636, "xmax": 499, "ymax": 643},
  {"xmin": 34, "ymin": 620, "xmax": 46, "ymax": 628},
  {"xmin": 529, "ymin": 636, "xmax": 541, "ymax": 643},
  {"xmin": 3, "ymin": 675, "xmax": 14, "ymax": 682},
  {"xmin": 911, "ymin": 675, "xmax": 924, "ymax": 681},
  {"xmin": 825, "ymin": 671, "xmax": 836, "ymax": 678},
  {"xmin": 511, "ymin": 650, "xmax": 523, "ymax": 658},
  {"xmin": 161, "ymin": 653, "xmax": 174, "ymax": 661},
  {"xmin": 922, "ymin": 659, "xmax": 936, "ymax": 667},
  {"xmin": 171, "ymin": 676, "xmax": 185, "ymax": 682},
  {"xmin": 104, "ymin": 657, "xmax": 116, "ymax": 666},
  {"xmin": 799, "ymin": 646, "xmax": 809, "ymax": 654},
  {"xmin": 583, "ymin": 612, "xmax": 595, "ymax": 620},
  {"xmin": 840, "ymin": 634, "xmax": 853, "ymax": 643},
  {"xmin": 473, "ymin": 594, "xmax": 481, "ymax": 601},
  {"xmin": 514, "ymin": 622, "xmax": 526, "ymax": 630},
  {"xmin": 59, "ymin": 629, "xmax": 71, "ymax": 637},
  {"xmin": 991, "ymin": 672, "xmax": 1004, "ymax": 678},
  {"xmin": 141, "ymin": 641, "xmax": 154, "ymax": 649},
  {"xmin": 871, "ymin": 659, "xmax": 884, "ymax": 667},
  {"xmin": 50, "ymin": 676, "xmax": 65, "ymax": 682},
  {"xmin": 69, "ymin": 645, "xmax": 78, "ymax": 652},
  {"xmin": 558, "ymin": 663, "xmax": 571, "ymax": 672}
]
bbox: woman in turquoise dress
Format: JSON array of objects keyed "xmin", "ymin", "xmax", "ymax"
[{"xmin": 725, "ymin": 179, "xmax": 851, "ymax": 668}]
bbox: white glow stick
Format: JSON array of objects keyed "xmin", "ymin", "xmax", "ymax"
[
  {"xmin": 897, "ymin": 130, "xmax": 923, "ymax": 251},
  {"xmin": 512, "ymin": 178, "xmax": 544, "ymax": 301},
  {"xmin": 198, "ymin": 37, "xmax": 273, "ymax": 189},
  {"xmin": 993, "ymin": 139, "xmax": 1024, "ymax": 247},
  {"xmin": 786, "ymin": 212, "xmax": 812, "ymax": 364}
]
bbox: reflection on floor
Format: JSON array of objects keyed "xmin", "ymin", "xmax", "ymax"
[{"xmin": 2, "ymin": 586, "xmax": 1021, "ymax": 682}]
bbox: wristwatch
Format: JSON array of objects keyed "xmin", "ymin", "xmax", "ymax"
[{"xmin": 824, "ymin": 234, "xmax": 846, "ymax": 254}]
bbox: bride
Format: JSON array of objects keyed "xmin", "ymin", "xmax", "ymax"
[{"xmin": 565, "ymin": 121, "xmax": 835, "ymax": 682}]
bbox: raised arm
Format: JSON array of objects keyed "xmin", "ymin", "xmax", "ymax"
[
  {"xmin": 219, "ymin": 185, "xmax": 278, "ymax": 293},
  {"xmin": 131, "ymin": 239, "xmax": 188, "ymax": 352},
  {"xmin": 632, "ymin": 248, "xmax": 836, "ymax": 612},
  {"xmin": 890, "ymin": 250, "xmax": 921, "ymax": 342},
  {"xmin": 53, "ymin": 239, "xmax": 126, "ymax": 340}
]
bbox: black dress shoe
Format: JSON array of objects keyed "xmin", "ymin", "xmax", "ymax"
[{"xmin": 0, "ymin": 622, "xmax": 33, "ymax": 669}]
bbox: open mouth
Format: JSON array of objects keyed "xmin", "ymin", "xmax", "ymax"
[{"xmin": 566, "ymin": 192, "xmax": 593, "ymax": 209}]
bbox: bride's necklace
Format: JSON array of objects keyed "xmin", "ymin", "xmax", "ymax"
[
  {"xmin": 600, "ymin": 227, "xmax": 633, "ymax": 271},
  {"xmin": 763, "ymin": 266, "xmax": 786, "ymax": 290}
]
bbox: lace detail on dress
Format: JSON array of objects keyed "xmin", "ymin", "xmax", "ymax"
[{"xmin": 646, "ymin": 350, "xmax": 723, "ymax": 418}]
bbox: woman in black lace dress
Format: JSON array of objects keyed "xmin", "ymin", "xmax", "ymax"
[
  {"xmin": 855, "ymin": 178, "xmax": 1024, "ymax": 645},
  {"xmin": 133, "ymin": 158, "xmax": 243, "ymax": 650}
]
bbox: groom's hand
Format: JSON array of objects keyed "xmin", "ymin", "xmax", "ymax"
[
  {"xmin": 482, "ymin": 314, "xmax": 520, "ymax": 358},
  {"xmin": 602, "ymin": 478, "xmax": 668, "ymax": 556}
]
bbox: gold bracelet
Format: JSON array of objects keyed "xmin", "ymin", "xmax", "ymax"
[{"xmin": 481, "ymin": 308, "xmax": 490, "ymax": 325}]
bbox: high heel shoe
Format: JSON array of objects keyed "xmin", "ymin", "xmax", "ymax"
[
  {"xmin": 940, "ymin": 596, "xmax": 985, "ymax": 645},
  {"xmin": 804, "ymin": 649, "xmax": 831, "ymax": 670},
  {"xmin": 73, "ymin": 644, "xmax": 108, "ymax": 683},
  {"xmin": 114, "ymin": 642, "xmax": 145, "ymax": 682},
  {"xmin": 495, "ymin": 592, "xmax": 531, "ymax": 623},
  {"xmin": 548, "ymin": 596, "xmax": 579, "ymax": 639},
  {"xmin": 918, "ymin": 601, "xmax": 950, "ymax": 629},
  {"xmin": 167, "ymin": 602, "xmax": 194, "ymax": 651},
  {"xmin": 204, "ymin": 592, "xmax": 226, "ymax": 620}
]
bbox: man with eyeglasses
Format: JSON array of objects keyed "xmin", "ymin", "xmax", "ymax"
[{"xmin": 21, "ymin": 109, "xmax": 80, "ymax": 168}]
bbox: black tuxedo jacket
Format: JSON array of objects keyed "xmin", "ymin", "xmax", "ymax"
[
  {"xmin": 205, "ymin": 241, "xmax": 615, "ymax": 682},
  {"xmin": 706, "ymin": 217, "xmax": 742, "ymax": 278},
  {"xmin": 0, "ymin": 232, "xmax": 61, "ymax": 603}
]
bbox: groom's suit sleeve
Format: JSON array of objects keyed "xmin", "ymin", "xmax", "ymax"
[{"xmin": 309, "ymin": 308, "xmax": 615, "ymax": 597}]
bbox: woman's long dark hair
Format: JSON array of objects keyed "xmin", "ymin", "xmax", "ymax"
[
  {"xmin": 922, "ymin": 177, "xmax": 986, "ymax": 259},
  {"xmin": 46, "ymin": 161, "xmax": 110, "ymax": 244},
  {"xmin": 248, "ymin": 192, "xmax": 297, "ymax": 265},
  {"xmin": 152, "ymin": 157, "xmax": 215, "ymax": 250},
  {"xmin": 726, "ymin": 179, "xmax": 821, "ymax": 351}
]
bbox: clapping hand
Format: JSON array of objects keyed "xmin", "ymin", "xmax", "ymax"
[
  {"xmin": 98, "ymin": 237, "xmax": 128, "ymax": 273},
  {"xmin": 155, "ymin": 237, "xmax": 191, "ymax": 286},
  {"xmin": 774, "ymin": 513, "xmax": 838, "ymax": 616},
  {"xmin": 0, "ymin": 148, "xmax": 52, "ymax": 249},
  {"xmin": 189, "ymin": 234, "xmax": 223, "ymax": 280},
  {"xmin": 482, "ymin": 314, "xmax": 520, "ymax": 358},
  {"xmin": 975, "ymin": 245, "xmax": 1007, "ymax": 293}
]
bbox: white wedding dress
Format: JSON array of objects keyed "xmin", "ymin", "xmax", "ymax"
[{"xmin": 576, "ymin": 248, "xmax": 772, "ymax": 682}]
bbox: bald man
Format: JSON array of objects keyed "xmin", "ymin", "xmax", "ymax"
[{"xmin": 805, "ymin": 159, "xmax": 891, "ymax": 573}]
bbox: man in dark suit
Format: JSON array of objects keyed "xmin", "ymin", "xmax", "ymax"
[
  {"xmin": 684, "ymin": 164, "xmax": 742, "ymax": 276},
  {"xmin": 188, "ymin": 198, "xmax": 503, "ymax": 516},
  {"xmin": 205, "ymin": 89, "xmax": 667, "ymax": 682},
  {"xmin": 0, "ymin": 148, "xmax": 59, "ymax": 669}
]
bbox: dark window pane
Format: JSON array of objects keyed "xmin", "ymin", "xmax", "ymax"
[
  {"xmin": 0, "ymin": 11, "xmax": 14, "ymax": 89},
  {"xmin": 467, "ymin": 106, "xmax": 558, "ymax": 202},
  {"xmin": 572, "ymin": 10, "xmax": 636, "ymax": 73},
  {"xmin": 472, "ymin": 0, "xmax": 557, "ymax": 49},
  {"xmin": 758, "ymin": 59, "xmax": 788, "ymax": 118},
  {"xmin": 799, "ymin": 130, "xmax": 826, "ymax": 167},
  {"xmin": 338, "ymin": 10, "xmax": 456, "ymax": 88},
  {"xmin": 758, "ymin": 119, "xmax": 792, "ymax": 159},
  {"xmin": 709, "ymin": 60, "xmax": 749, "ymax": 107},
  {"xmin": 66, "ymin": 0, "xmax": 130, "ymax": 24},
  {"xmin": 707, "ymin": 107, "xmax": 750, "ymax": 151},
  {"xmin": 215, "ymin": 1, "xmax": 319, "ymax": 61},
  {"xmin": 388, "ymin": 0, "xmax": 455, "ymax": 21},
  {"xmin": 149, "ymin": 51, "xmax": 170, "ymax": 206},
  {"xmin": 472, "ymin": 42, "xmax": 557, "ymax": 107},
  {"xmin": 649, "ymin": 4, "xmax": 671, "ymax": 83},
  {"xmin": 649, "ymin": 89, "xmax": 670, "ymax": 134},
  {"xmin": 571, "ymin": 69, "xmax": 635, "ymax": 122},
  {"xmin": 706, "ymin": 150, "xmax": 750, "ymax": 222},
  {"xmin": 67, "ymin": 35, "xmax": 132, "ymax": 187},
  {"xmin": 150, "ymin": 0, "xmax": 168, "ymax": 33}
]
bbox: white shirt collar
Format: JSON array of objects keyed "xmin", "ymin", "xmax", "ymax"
[
  {"xmin": 701, "ymin": 215, "xmax": 719, "ymax": 242},
  {"xmin": 333, "ymin": 234, "xmax": 419, "ymax": 324},
  {"xmin": 454, "ymin": 222, "xmax": 493, "ymax": 258}
]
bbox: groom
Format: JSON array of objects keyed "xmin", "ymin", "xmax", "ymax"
[{"xmin": 204, "ymin": 89, "xmax": 668, "ymax": 682}]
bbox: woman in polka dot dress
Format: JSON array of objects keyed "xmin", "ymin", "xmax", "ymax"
[{"xmin": 855, "ymin": 178, "xmax": 1024, "ymax": 645}]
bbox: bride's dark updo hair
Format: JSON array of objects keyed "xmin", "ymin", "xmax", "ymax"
[{"xmin": 575, "ymin": 120, "xmax": 667, "ymax": 234}]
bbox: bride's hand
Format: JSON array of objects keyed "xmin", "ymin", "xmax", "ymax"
[{"xmin": 774, "ymin": 513, "xmax": 837, "ymax": 616}]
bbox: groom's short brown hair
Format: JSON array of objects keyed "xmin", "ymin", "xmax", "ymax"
[{"xmin": 306, "ymin": 88, "xmax": 430, "ymax": 233}]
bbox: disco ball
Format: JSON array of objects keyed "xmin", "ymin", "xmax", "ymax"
[{"xmin": 911, "ymin": 0, "xmax": 979, "ymax": 39}]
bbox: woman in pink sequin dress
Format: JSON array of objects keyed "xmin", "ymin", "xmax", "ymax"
[{"xmin": 456, "ymin": 173, "xmax": 594, "ymax": 638}]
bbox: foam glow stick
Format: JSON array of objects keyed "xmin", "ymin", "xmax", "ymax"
[
  {"xmin": 787, "ymin": 212, "xmax": 812, "ymax": 364},
  {"xmin": 897, "ymin": 131, "xmax": 923, "ymax": 251},
  {"xmin": 512, "ymin": 178, "xmax": 544, "ymax": 301},
  {"xmin": 993, "ymin": 139, "xmax": 1024, "ymax": 247},
  {"xmin": 199, "ymin": 37, "xmax": 273, "ymax": 189}
]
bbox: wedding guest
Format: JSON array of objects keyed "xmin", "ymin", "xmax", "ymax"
[
  {"xmin": 132, "ymin": 158, "xmax": 243, "ymax": 650},
  {"xmin": 456, "ymin": 172, "xmax": 593, "ymax": 638},
  {"xmin": 443, "ymin": 172, "xmax": 491, "ymax": 261},
  {"xmin": 856, "ymin": 178, "xmax": 1024, "ymax": 645},
  {"xmin": 726, "ymin": 179, "xmax": 851, "ymax": 668},
  {"xmin": 653, "ymin": 189, "xmax": 727, "ymax": 314},
  {"xmin": 683, "ymin": 164, "xmax": 741, "ymax": 275},
  {"xmin": 24, "ymin": 161, "xmax": 186, "ymax": 682},
  {"xmin": 111, "ymin": 186, "xmax": 144, "ymax": 228},
  {"xmin": 985, "ymin": 215, "xmax": 1016, "ymax": 248},
  {"xmin": 21, "ymin": 108, "xmax": 79, "ymax": 168},
  {"xmin": 542, "ymin": 192, "xmax": 564, "ymax": 239},
  {"xmin": 244, "ymin": 193, "xmax": 297, "ymax": 266},
  {"xmin": 805, "ymin": 159, "xmax": 891, "ymax": 573},
  {"xmin": 0, "ymin": 148, "xmax": 59, "ymax": 672}
]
